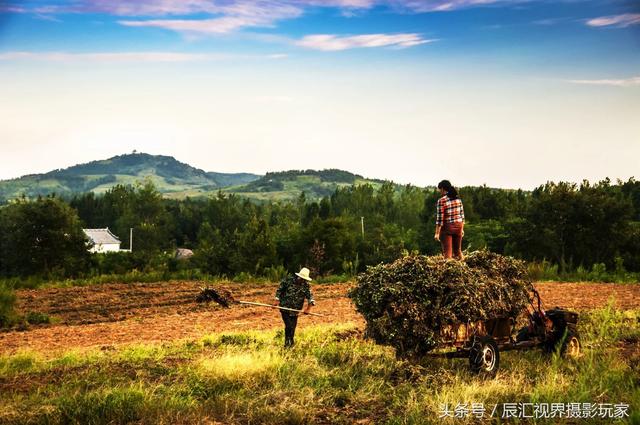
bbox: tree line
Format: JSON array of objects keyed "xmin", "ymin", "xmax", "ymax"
[{"xmin": 0, "ymin": 178, "xmax": 639, "ymax": 281}]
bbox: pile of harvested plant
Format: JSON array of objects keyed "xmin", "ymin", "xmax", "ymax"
[
  {"xmin": 196, "ymin": 287, "xmax": 236, "ymax": 307},
  {"xmin": 349, "ymin": 251, "xmax": 533, "ymax": 357}
]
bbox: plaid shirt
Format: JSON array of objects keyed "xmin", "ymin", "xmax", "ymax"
[{"xmin": 436, "ymin": 195, "xmax": 465, "ymax": 226}]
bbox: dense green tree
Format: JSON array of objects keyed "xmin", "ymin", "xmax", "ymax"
[
  {"xmin": 229, "ymin": 215, "xmax": 278, "ymax": 274},
  {"xmin": 418, "ymin": 189, "xmax": 443, "ymax": 255},
  {"xmin": 3, "ymin": 176, "xmax": 639, "ymax": 280},
  {"xmin": 0, "ymin": 196, "xmax": 90, "ymax": 277},
  {"xmin": 193, "ymin": 222, "xmax": 229, "ymax": 275},
  {"xmin": 72, "ymin": 181, "xmax": 173, "ymax": 255},
  {"xmin": 506, "ymin": 180, "xmax": 633, "ymax": 271},
  {"xmin": 302, "ymin": 217, "xmax": 357, "ymax": 275},
  {"xmin": 621, "ymin": 178, "xmax": 640, "ymax": 221}
]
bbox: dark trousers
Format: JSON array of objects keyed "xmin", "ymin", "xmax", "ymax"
[
  {"xmin": 281, "ymin": 311, "xmax": 299, "ymax": 347},
  {"xmin": 441, "ymin": 222, "xmax": 463, "ymax": 259}
]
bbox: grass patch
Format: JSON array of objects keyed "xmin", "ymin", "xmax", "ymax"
[
  {"xmin": 0, "ymin": 284, "xmax": 18, "ymax": 327},
  {"xmin": 528, "ymin": 260, "xmax": 640, "ymax": 284},
  {"xmin": 25, "ymin": 311, "xmax": 51, "ymax": 325},
  {"xmin": 2, "ymin": 271, "xmax": 227, "ymax": 290},
  {"xmin": 0, "ymin": 311, "xmax": 638, "ymax": 424},
  {"xmin": 0, "ymin": 271, "xmax": 353, "ymax": 291}
]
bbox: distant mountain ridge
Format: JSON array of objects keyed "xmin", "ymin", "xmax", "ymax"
[
  {"xmin": 0, "ymin": 153, "xmax": 388, "ymax": 202},
  {"xmin": 0, "ymin": 153, "xmax": 261, "ymax": 201},
  {"xmin": 45, "ymin": 153, "xmax": 260, "ymax": 188},
  {"xmin": 228, "ymin": 169, "xmax": 387, "ymax": 201}
]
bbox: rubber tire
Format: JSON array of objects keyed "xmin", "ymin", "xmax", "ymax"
[
  {"xmin": 559, "ymin": 330, "xmax": 581, "ymax": 358},
  {"xmin": 469, "ymin": 336, "xmax": 500, "ymax": 377}
]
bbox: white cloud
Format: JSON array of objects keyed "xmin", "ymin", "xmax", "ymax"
[
  {"xmin": 532, "ymin": 17, "xmax": 567, "ymax": 26},
  {"xmin": 7, "ymin": 0, "xmax": 537, "ymax": 20},
  {"xmin": 74, "ymin": 0, "xmax": 376, "ymax": 17},
  {"xmin": 120, "ymin": 17, "xmax": 265, "ymax": 34},
  {"xmin": 0, "ymin": 5, "xmax": 25, "ymax": 13},
  {"xmin": 15, "ymin": 0, "xmax": 529, "ymax": 37},
  {"xmin": 35, "ymin": 0, "xmax": 221, "ymax": 17},
  {"xmin": 0, "ymin": 51, "xmax": 280, "ymax": 63},
  {"xmin": 586, "ymin": 13, "xmax": 640, "ymax": 28},
  {"xmin": 567, "ymin": 76, "xmax": 640, "ymax": 87},
  {"xmin": 21, "ymin": 0, "xmax": 514, "ymax": 17},
  {"xmin": 295, "ymin": 33, "xmax": 434, "ymax": 51},
  {"xmin": 118, "ymin": 2, "xmax": 302, "ymax": 34},
  {"xmin": 386, "ymin": 0, "xmax": 504, "ymax": 12}
]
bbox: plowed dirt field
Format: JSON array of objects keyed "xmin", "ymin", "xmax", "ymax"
[{"xmin": 1, "ymin": 281, "xmax": 638, "ymax": 356}]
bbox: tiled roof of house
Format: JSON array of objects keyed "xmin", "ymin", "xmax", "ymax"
[{"xmin": 83, "ymin": 228, "xmax": 121, "ymax": 245}]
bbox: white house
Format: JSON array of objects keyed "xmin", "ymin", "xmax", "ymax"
[{"xmin": 83, "ymin": 228, "xmax": 121, "ymax": 253}]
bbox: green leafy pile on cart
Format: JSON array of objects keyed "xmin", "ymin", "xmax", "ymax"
[{"xmin": 349, "ymin": 251, "xmax": 534, "ymax": 357}]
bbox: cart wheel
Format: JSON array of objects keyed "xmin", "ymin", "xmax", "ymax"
[
  {"xmin": 559, "ymin": 330, "xmax": 581, "ymax": 358},
  {"xmin": 469, "ymin": 336, "xmax": 500, "ymax": 376}
]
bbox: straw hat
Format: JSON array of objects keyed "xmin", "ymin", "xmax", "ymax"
[{"xmin": 295, "ymin": 267, "xmax": 313, "ymax": 282}]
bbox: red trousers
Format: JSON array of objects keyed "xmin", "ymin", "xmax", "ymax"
[{"xmin": 441, "ymin": 222, "xmax": 463, "ymax": 259}]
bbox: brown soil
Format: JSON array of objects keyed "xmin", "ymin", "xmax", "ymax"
[
  {"xmin": 534, "ymin": 282, "xmax": 640, "ymax": 311},
  {"xmin": 1, "ymin": 281, "xmax": 639, "ymax": 356}
]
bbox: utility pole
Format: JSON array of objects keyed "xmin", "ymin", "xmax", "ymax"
[{"xmin": 360, "ymin": 216, "xmax": 365, "ymax": 239}]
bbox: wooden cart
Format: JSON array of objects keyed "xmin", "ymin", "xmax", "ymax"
[{"xmin": 431, "ymin": 289, "xmax": 581, "ymax": 375}]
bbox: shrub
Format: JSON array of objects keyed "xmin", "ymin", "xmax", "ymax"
[{"xmin": 25, "ymin": 311, "xmax": 51, "ymax": 325}]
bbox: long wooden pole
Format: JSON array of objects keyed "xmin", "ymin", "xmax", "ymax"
[{"xmin": 238, "ymin": 301, "xmax": 325, "ymax": 317}]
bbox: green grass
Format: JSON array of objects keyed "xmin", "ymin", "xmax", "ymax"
[
  {"xmin": 24, "ymin": 312, "xmax": 51, "ymax": 325},
  {"xmin": 528, "ymin": 260, "xmax": 640, "ymax": 284},
  {"xmin": 0, "ymin": 284, "xmax": 17, "ymax": 327},
  {"xmin": 0, "ymin": 270, "xmax": 227, "ymax": 290},
  {"xmin": 0, "ymin": 307, "xmax": 638, "ymax": 424},
  {"xmin": 0, "ymin": 270, "xmax": 354, "ymax": 291}
]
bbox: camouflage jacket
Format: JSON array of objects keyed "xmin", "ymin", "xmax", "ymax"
[{"xmin": 275, "ymin": 275, "xmax": 315, "ymax": 314}]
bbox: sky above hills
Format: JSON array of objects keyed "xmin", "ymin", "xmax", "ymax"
[{"xmin": 0, "ymin": 0, "xmax": 638, "ymax": 188}]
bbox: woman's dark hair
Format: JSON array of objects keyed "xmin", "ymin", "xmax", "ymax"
[{"xmin": 437, "ymin": 180, "xmax": 458, "ymax": 200}]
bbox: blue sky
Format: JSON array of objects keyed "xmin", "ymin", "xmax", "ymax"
[{"xmin": 0, "ymin": 0, "xmax": 638, "ymax": 188}]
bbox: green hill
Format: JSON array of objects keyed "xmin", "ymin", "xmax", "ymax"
[
  {"xmin": 0, "ymin": 154, "xmax": 390, "ymax": 203},
  {"xmin": 0, "ymin": 153, "xmax": 261, "ymax": 202},
  {"xmin": 226, "ymin": 169, "xmax": 387, "ymax": 201}
]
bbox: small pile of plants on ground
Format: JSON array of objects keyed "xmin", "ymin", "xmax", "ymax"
[
  {"xmin": 349, "ymin": 251, "xmax": 533, "ymax": 357},
  {"xmin": 195, "ymin": 286, "xmax": 236, "ymax": 307}
]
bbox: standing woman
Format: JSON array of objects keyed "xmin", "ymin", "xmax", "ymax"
[{"xmin": 434, "ymin": 180, "xmax": 465, "ymax": 260}]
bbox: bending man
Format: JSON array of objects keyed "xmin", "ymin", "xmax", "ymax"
[{"xmin": 274, "ymin": 267, "xmax": 315, "ymax": 348}]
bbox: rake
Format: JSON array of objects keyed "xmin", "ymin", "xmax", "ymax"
[{"xmin": 197, "ymin": 286, "xmax": 325, "ymax": 317}]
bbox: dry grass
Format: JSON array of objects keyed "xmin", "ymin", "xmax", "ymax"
[{"xmin": 0, "ymin": 306, "xmax": 638, "ymax": 424}]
